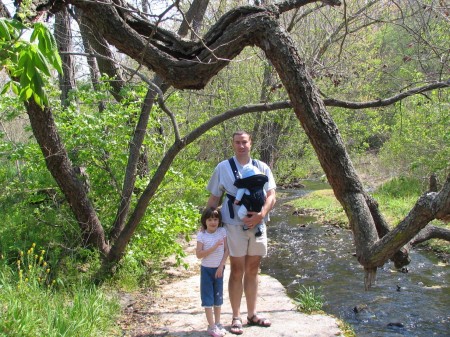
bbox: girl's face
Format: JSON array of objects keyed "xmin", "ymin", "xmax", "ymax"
[{"xmin": 205, "ymin": 216, "xmax": 220, "ymax": 233}]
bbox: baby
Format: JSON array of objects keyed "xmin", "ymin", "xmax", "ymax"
[{"xmin": 234, "ymin": 165, "xmax": 268, "ymax": 237}]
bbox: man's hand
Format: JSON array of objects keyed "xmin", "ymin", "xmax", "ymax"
[{"xmin": 243, "ymin": 211, "xmax": 264, "ymax": 227}]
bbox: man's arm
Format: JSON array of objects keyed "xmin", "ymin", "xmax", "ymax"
[
  {"xmin": 243, "ymin": 188, "xmax": 276, "ymax": 227},
  {"xmin": 207, "ymin": 194, "xmax": 221, "ymax": 209}
]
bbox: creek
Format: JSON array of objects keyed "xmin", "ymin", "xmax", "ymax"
[{"xmin": 260, "ymin": 182, "xmax": 450, "ymax": 337}]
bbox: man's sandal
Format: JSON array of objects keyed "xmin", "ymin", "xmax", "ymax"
[
  {"xmin": 230, "ymin": 317, "xmax": 243, "ymax": 335},
  {"xmin": 247, "ymin": 314, "xmax": 271, "ymax": 327}
]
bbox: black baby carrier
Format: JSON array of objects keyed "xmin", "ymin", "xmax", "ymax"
[{"xmin": 226, "ymin": 158, "xmax": 268, "ymax": 219}]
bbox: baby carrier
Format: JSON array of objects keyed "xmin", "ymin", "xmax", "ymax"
[{"xmin": 226, "ymin": 158, "xmax": 268, "ymax": 219}]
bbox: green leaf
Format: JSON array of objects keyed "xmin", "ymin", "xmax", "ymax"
[
  {"xmin": 18, "ymin": 48, "xmax": 30, "ymax": 69},
  {"xmin": 11, "ymin": 81, "xmax": 19, "ymax": 95},
  {"xmin": 19, "ymin": 86, "xmax": 33, "ymax": 101},
  {"xmin": 26, "ymin": 60, "xmax": 36, "ymax": 80},
  {"xmin": 0, "ymin": 19, "xmax": 11, "ymax": 41},
  {"xmin": 0, "ymin": 81, "xmax": 11, "ymax": 94},
  {"xmin": 33, "ymin": 92, "xmax": 46, "ymax": 107},
  {"xmin": 29, "ymin": 26, "xmax": 39, "ymax": 43},
  {"xmin": 41, "ymin": 24, "xmax": 57, "ymax": 52},
  {"xmin": 7, "ymin": 18, "xmax": 26, "ymax": 33},
  {"xmin": 34, "ymin": 50, "xmax": 51, "ymax": 77},
  {"xmin": 31, "ymin": 72, "xmax": 44, "ymax": 94},
  {"xmin": 50, "ymin": 52, "xmax": 63, "ymax": 74},
  {"xmin": 19, "ymin": 67, "xmax": 29, "ymax": 87}
]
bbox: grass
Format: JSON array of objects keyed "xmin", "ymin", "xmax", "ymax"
[
  {"xmin": 0, "ymin": 244, "xmax": 121, "ymax": 337},
  {"xmin": 293, "ymin": 285, "xmax": 324, "ymax": 314},
  {"xmin": 338, "ymin": 319, "xmax": 356, "ymax": 337},
  {"xmin": 287, "ymin": 176, "xmax": 449, "ymax": 254},
  {"xmin": 287, "ymin": 189, "xmax": 348, "ymax": 227}
]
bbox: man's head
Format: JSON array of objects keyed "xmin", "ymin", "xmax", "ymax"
[{"xmin": 232, "ymin": 131, "xmax": 252, "ymax": 157}]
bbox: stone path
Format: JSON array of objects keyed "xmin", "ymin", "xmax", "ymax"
[{"xmin": 119, "ymin": 240, "xmax": 343, "ymax": 337}]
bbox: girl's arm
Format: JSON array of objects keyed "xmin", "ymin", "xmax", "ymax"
[
  {"xmin": 196, "ymin": 239, "xmax": 223, "ymax": 259},
  {"xmin": 215, "ymin": 237, "xmax": 229, "ymax": 278}
]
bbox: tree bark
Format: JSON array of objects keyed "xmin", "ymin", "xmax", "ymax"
[
  {"xmin": 54, "ymin": 7, "xmax": 76, "ymax": 106},
  {"xmin": 411, "ymin": 225, "xmax": 450, "ymax": 246},
  {"xmin": 16, "ymin": 0, "xmax": 450, "ymax": 287},
  {"xmin": 74, "ymin": 8, "xmax": 125, "ymax": 101},
  {"xmin": 75, "ymin": 7, "xmax": 105, "ymax": 111},
  {"xmin": 178, "ymin": 0, "xmax": 209, "ymax": 38},
  {"xmin": 24, "ymin": 100, "xmax": 110, "ymax": 255},
  {"xmin": 0, "ymin": 1, "xmax": 11, "ymax": 18}
]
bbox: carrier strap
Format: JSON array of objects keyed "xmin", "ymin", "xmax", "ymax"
[{"xmin": 227, "ymin": 157, "xmax": 258, "ymax": 218}]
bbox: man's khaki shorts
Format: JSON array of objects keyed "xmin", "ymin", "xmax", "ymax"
[{"xmin": 224, "ymin": 223, "xmax": 267, "ymax": 257}]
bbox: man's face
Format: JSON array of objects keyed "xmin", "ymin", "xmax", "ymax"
[{"xmin": 232, "ymin": 134, "xmax": 252, "ymax": 156}]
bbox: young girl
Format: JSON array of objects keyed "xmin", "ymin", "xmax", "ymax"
[{"xmin": 196, "ymin": 207, "xmax": 229, "ymax": 337}]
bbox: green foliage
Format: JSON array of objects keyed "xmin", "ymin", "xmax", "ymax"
[
  {"xmin": 288, "ymin": 189, "xmax": 348, "ymax": 227},
  {"xmin": 374, "ymin": 176, "xmax": 423, "ymax": 198},
  {"xmin": 338, "ymin": 319, "xmax": 356, "ymax": 337},
  {"xmin": 379, "ymin": 91, "xmax": 449, "ymax": 179},
  {"xmin": 0, "ymin": 18, "xmax": 62, "ymax": 107},
  {"xmin": 0, "ymin": 243, "xmax": 120, "ymax": 336},
  {"xmin": 15, "ymin": 243, "xmax": 53, "ymax": 289},
  {"xmin": 115, "ymin": 200, "xmax": 199, "ymax": 289},
  {"xmin": 293, "ymin": 285, "xmax": 324, "ymax": 314},
  {"xmin": 372, "ymin": 176, "xmax": 424, "ymax": 225}
]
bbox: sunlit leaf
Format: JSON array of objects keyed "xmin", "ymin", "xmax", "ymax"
[
  {"xmin": 0, "ymin": 81, "xmax": 11, "ymax": 95},
  {"xmin": 0, "ymin": 19, "xmax": 11, "ymax": 41},
  {"xmin": 34, "ymin": 50, "xmax": 51, "ymax": 76}
]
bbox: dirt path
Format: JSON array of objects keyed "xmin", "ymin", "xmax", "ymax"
[{"xmin": 118, "ymin": 240, "xmax": 343, "ymax": 337}]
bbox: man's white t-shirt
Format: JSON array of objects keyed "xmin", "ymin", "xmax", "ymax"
[
  {"xmin": 206, "ymin": 156, "xmax": 276, "ymax": 226},
  {"xmin": 197, "ymin": 227, "xmax": 227, "ymax": 268}
]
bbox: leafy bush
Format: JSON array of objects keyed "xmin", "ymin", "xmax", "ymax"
[{"xmin": 111, "ymin": 200, "xmax": 200, "ymax": 289}]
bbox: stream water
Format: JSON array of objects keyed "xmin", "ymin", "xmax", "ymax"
[{"xmin": 260, "ymin": 182, "xmax": 450, "ymax": 337}]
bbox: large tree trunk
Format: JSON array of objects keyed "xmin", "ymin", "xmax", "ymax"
[
  {"xmin": 25, "ymin": 100, "xmax": 110, "ymax": 255},
  {"xmin": 54, "ymin": 7, "xmax": 76, "ymax": 106},
  {"xmin": 75, "ymin": 7, "xmax": 105, "ymax": 112},
  {"xmin": 17, "ymin": 0, "xmax": 450, "ymax": 286},
  {"xmin": 411, "ymin": 225, "xmax": 450, "ymax": 246},
  {"xmin": 74, "ymin": 9, "xmax": 125, "ymax": 102},
  {"xmin": 0, "ymin": 1, "xmax": 11, "ymax": 18}
]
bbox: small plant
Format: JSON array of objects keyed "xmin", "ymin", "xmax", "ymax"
[
  {"xmin": 294, "ymin": 285, "xmax": 324, "ymax": 314},
  {"xmin": 0, "ymin": 244, "xmax": 121, "ymax": 336},
  {"xmin": 16, "ymin": 242, "xmax": 54, "ymax": 289},
  {"xmin": 338, "ymin": 319, "xmax": 356, "ymax": 337}
]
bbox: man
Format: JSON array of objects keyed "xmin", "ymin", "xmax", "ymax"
[{"xmin": 206, "ymin": 131, "xmax": 276, "ymax": 335}]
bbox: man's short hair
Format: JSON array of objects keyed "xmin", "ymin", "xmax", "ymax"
[{"xmin": 232, "ymin": 131, "xmax": 252, "ymax": 140}]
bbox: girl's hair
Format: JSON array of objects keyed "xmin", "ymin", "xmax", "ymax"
[{"xmin": 200, "ymin": 207, "xmax": 222, "ymax": 230}]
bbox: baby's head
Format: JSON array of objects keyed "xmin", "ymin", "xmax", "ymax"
[{"xmin": 241, "ymin": 165, "xmax": 262, "ymax": 179}]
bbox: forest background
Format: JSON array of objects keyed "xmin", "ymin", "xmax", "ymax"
[{"xmin": 0, "ymin": 0, "xmax": 449, "ymax": 336}]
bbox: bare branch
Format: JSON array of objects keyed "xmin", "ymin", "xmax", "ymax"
[
  {"xmin": 277, "ymin": 0, "xmax": 341, "ymax": 14},
  {"xmin": 323, "ymin": 80, "xmax": 450, "ymax": 108},
  {"xmin": 368, "ymin": 175, "xmax": 450, "ymax": 267},
  {"xmin": 411, "ymin": 225, "xmax": 450, "ymax": 246}
]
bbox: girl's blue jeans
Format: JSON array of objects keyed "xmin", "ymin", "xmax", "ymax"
[{"xmin": 200, "ymin": 265, "xmax": 224, "ymax": 307}]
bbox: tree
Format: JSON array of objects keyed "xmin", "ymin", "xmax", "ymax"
[{"xmin": 2, "ymin": 0, "xmax": 449, "ymax": 288}]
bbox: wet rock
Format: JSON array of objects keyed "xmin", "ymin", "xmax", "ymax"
[{"xmin": 353, "ymin": 304, "xmax": 368, "ymax": 313}]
